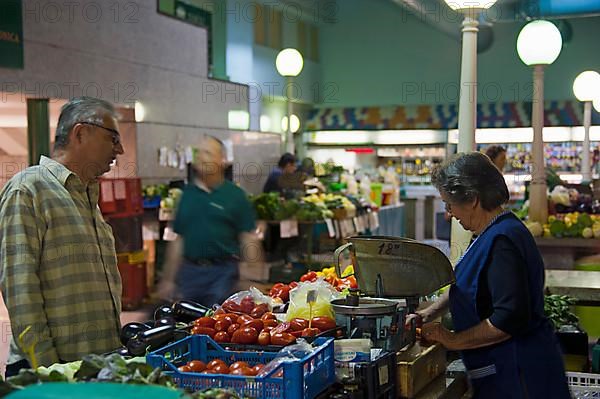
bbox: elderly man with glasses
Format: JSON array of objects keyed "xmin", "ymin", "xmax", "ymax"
[{"xmin": 0, "ymin": 96, "xmax": 125, "ymax": 376}]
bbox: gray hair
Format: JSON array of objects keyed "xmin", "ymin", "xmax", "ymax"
[
  {"xmin": 431, "ymin": 152, "xmax": 509, "ymax": 211},
  {"xmin": 201, "ymin": 134, "xmax": 227, "ymax": 160},
  {"xmin": 54, "ymin": 96, "xmax": 116, "ymax": 151}
]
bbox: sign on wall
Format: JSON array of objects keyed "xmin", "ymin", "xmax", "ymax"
[{"xmin": 0, "ymin": 0, "xmax": 24, "ymax": 69}]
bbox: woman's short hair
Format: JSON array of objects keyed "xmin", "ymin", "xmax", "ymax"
[
  {"xmin": 484, "ymin": 145, "xmax": 506, "ymax": 162},
  {"xmin": 278, "ymin": 153, "xmax": 296, "ymax": 168},
  {"xmin": 431, "ymin": 152, "xmax": 509, "ymax": 211}
]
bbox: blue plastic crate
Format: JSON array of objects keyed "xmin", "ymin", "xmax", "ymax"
[
  {"xmin": 143, "ymin": 196, "xmax": 161, "ymax": 209},
  {"xmin": 146, "ymin": 335, "xmax": 335, "ymax": 399}
]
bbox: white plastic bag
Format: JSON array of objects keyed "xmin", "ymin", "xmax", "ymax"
[{"xmin": 285, "ymin": 279, "xmax": 342, "ymax": 321}]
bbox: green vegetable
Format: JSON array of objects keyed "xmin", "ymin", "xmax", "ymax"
[
  {"xmin": 549, "ymin": 220, "xmax": 566, "ymax": 237},
  {"xmin": 544, "ymin": 294, "xmax": 578, "ymax": 329}
]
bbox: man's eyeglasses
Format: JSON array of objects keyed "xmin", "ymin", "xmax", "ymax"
[
  {"xmin": 77, "ymin": 122, "xmax": 121, "ymax": 145},
  {"xmin": 444, "ymin": 201, "xmax": 452, "ymax": 213}
]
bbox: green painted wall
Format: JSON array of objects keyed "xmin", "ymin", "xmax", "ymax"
[{"xmin": 318, "ymin": 0, "xmax": 600, "ymax": 107}]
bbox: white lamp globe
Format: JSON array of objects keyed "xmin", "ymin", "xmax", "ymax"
[
  {"xmin": 275, "ymin": 48, "xmax": 304, "ymax": 77},
  {"xmin": 573, "ymin": 71, "xmax": 600, "ymax": 102},
  {"xmin": 443, "ymin": 0, "xmax": 497, "ymax": 11},
  {"xmin": 281, "ymin": 115, "xmax": 300, "ymax": 133},
  {"xmin": 517, "ymin": 20, "xmax": 562, "ymax": 66},
  {"xmin": 593, "ymin": 96, "xmax": 600, "ymax": 113}
]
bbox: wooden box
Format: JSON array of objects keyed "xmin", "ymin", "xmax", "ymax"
[{"xmin": 397, "ymin": 344, "xmax": 446, "ymax": 398}]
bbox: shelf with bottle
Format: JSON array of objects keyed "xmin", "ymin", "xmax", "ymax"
[{"xmin": 479, "ymin": 142, "xmax": 600, "ymax": 174}]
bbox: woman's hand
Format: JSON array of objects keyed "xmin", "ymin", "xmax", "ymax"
[{"xmin": 420, "ymin": 322, "xmax": 457, "ymax": 350}]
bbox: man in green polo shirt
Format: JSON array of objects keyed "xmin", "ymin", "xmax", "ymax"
[{"xmin": 158, "ymin": 135, "xmax": 262, "ymax": 306}]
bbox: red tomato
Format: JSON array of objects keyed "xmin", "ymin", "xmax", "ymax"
[
  {"xmin": 240, "ymin": 296, "xmax": 256, "ymax": 314},
  {"xmin": 213, "ymin": 307, "xmax": 226, "ymax": 315},
  {"xmin": 345, "ymin": 275, "xmax": 358, "ymax": 289},
  {"xmin": 271, "ymin": 286, "xmax": 290, "ymax": 302},
  {"xmin": 206, "ymin": 359, "xmax": 227, "ymax": 370},
  {"xmin": 202, "ymin": 368, "xmax": 221, "ymax": 374},
  {"xmin": 257, "ymin": 331, "xmax": 271, "ymax": 345},
  {"xmin": 301, "ymin": 327, "xmax": 320, "ymax": 337},
  {"xmin": 269, "ymin": 283, "xmax": 285, "ymax": 296},
  {"xmin": 270, "ymin": 332, "xmax": 297, "ymax": 346},
  {"xmin": 227, "ymin": 323, "xmax": 241, "ymax": 335},
  {"xmin": 214, "ymin": 319, "xmax": 232, "ymax": 332},
  {"xmin": 236, "ymin": 314, "xmax": 254, "ymax": 326},
  {"xmin": 222, "ymin": 300, "xmax": 242, "ymax": 313},
  {"xmin": 260, "ymin": 312, "xmax": 277, "ymax": 321},
  {"xmin": 289, "ymin": 281, "xmax": 299, "ymax": 289},
  {"xmin": 250, "ymin": 303, "xmax": 269, "ymax": 318},
  {"xmin": 251, "ymin": 364, "xmax": 264, "ymax": 375},
  {"xmin": 178, "ymin": 365, "xmax": 192, "ymax": 372},
  {"xmin": 187, "ymin": 360, "xmax": 206, "ymax": 372},
  {"xmin": 300, "ymin": 271, "xmax": 317, "ymax": 282},
  {"xmin": 229, "ymin": 361, "xmax": 250, "ymax": 371},
  {"xmin": 263, "ymin": 319, "xmax": 278, "ymax": 328},
  {"xmin": 212, "ymin": 363, "xmax": 230, "ymax": 374},
  {"xmin": 243, "ymin": 319, "xmax": 264, "ymax": 332},
  {"xmin": 289, "ymin": 318, "xmax": 308, "ymax": 331},
  {"xmin": 290, "ymin": 330, "xmax": 303, "ymax": 338},
  {"xmin": 310, "ymin": 317, "xmax": 336, "ymax": 331},
  {"xmin": 232, "ymin": 326, "xmax": 259, "ymax": 344},
  {"xmin": 191, "ymin": 326, "xmax": 216, "ymax": 338},
  {"xmin": 214, "ymin": 314, "xmax": 237, "ymax": 325},
  {"xmin": 214, "ymin": 331, "xmax": 230, "ymax": 343},
  {"xmin": 230, "ymin": 366, "xmax": 253, "ymax": 376},
  {"xmin": 194, "ymin": 317, "xmax": 216, "ymax": 328}
]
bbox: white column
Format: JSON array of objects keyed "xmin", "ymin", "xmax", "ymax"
[
  {"xmin": 457, "ymin": 15, "xmax": 479, "ymax": 153},
  {"xmin": 582, "ymin": 101, "xmax": 592, "ymax": 182},
  {"xmin": 528, "ymin": 65, "xmax": 548, "ymax": 223},
  {"xmin": 450, "ymin": 13, "xmax": 479, "ymax": 265},
  {"xmin": 285, "ymin": 76, "xmax": 294, "ymax": 154}
]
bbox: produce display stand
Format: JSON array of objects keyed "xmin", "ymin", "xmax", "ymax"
[
  {"xmin": 546, "ymin": 270, "xmax": 600, "ymax": 306},
  {"xmin": 535, "ymin": 238, "xmax": 600, "ymax": 270},
  {"xmin": 258, "ymin": 212, "xmax": 378, "ymax": 277}
]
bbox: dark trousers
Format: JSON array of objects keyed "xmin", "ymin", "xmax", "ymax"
[{"xmin": 176, "ymin": 259, "xmax": 239, "ymax": 308}]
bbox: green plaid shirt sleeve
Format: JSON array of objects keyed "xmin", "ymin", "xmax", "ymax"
[{"xmin": 0, "ymin": 188, "xmax": 60, "ymax": 366}]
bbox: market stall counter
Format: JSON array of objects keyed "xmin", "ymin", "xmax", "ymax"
[{"xmin": 536, "ymin": 237, "xmax": 600, "ymax": 270}]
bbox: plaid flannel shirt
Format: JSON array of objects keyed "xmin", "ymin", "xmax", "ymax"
[{"xmin": 0, "ymin": 156, "xmax": 122, "ymax": 366}]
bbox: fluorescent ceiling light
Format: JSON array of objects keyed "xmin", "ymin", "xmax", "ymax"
[
  {"xmin": 228, "ymin": 110, "xmax": 250, "ymax": 130},
  {"xmin": 375, "ymin": 130, "xmax": 446, "ymax": 145}
]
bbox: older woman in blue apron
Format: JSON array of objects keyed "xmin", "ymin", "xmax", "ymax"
[{"xmin": 414, "ymin": 152, "xmax": 570, "ymax": 398}]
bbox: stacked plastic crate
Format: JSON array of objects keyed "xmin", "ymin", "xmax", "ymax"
[{"xmin": 98, "ymin": 178, "xmax": 146, "ymax": 310}]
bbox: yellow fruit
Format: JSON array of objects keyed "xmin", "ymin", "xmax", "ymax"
[
  {"xmin": 341, "ymin": 265, "xmax": 354, "ymax": 278},
  {"xmin": 582, "ymin": 227, "xmax": 593, "ymax": 239},
  {"xmin": 543, "ymin": 228, "xmax": 551, "ymax": 238},
  {"xmin": 548, "ymin": 215, "xmax": 557, "ymax": 223}
]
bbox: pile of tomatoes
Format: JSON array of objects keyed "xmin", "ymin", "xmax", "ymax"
[
  {"xmin": 266, "ymin": 273, "xmax": 358, "ymax": 305},
  {"xmin": 191, "ymin": 311, "xmax": 337, "ymax": 347},
  {"xmin": 178, "ymin": 359, "xmax": 270, "ymax": 377},
  {"xmin": 299, "ymin": 271, "xmax": 358, "ymax": 291}
]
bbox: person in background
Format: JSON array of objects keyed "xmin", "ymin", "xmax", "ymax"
[
  {"xmin": 263, "ymin": 153, "xmax": 297, "ymax": 193},
  {"xmin": 0, "ymin": 97, "xmax": 125, "ymax": 375},
  {"xmin": 484, "ymin": 145, "xmax": 507, "ymax": 172},
  {"xmin": 409, "ymin": 152, "xmax": 570, "ymax": 398},
  {"xmin": 158, "ymin": 135, "xmax": 263, "ymax": 307}
]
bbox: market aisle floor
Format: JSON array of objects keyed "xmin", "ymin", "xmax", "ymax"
[{"xmin": 0, "ymin": 295, "xmax": 148, "ymax": 375}]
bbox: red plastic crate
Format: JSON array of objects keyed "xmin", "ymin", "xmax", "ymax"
[
  {"xmin": 118, "ymin": 260, "xmax": 147, "ymax": 310},
  {"xmin": 106, "ymin": 214, "xmax": 143, "ymax": 253},
  {"xmin": 99, "ymin": 178, "xmax": 143, "ymax": 217}
]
